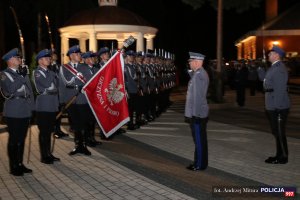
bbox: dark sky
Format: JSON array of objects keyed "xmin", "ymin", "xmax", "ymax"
[{"xmin": 1, "ymin": 0, "xmax": 299, "ymax": 67}]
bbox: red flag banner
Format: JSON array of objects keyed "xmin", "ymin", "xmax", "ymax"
[{"xmin": 83, "ymin": 51, "xmax": 129, "ymax": 138}]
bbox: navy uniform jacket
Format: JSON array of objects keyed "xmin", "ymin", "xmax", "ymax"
[
  {"xmin": 59, "ymin": 62, "xmax": 86, "ymax": 104},
  {"xmin": 124, "ymin": 63, "xmax": 138, "ymax": 94},
  {"xmin": 145, "ymin": 64, "xmax": 155, "ymax": 91},
  {"xmin": 0, "ymin": 68, "xmax": 34, "ymax": 118},
  {"xmin": 185, "ymin": 67, "xmax": 209, "ymax": 118},
  {"xmin": 33, "ymin": 66, "xmax": 59, "ymax": 112},
  {"xmin": 264, "ymin": 61, "xmax": 290, "ymax": 110}
]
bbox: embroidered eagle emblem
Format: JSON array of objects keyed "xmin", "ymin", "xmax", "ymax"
[{"xmin": 104, "ymin": 78, "xmax": 124, "ymax": 105}]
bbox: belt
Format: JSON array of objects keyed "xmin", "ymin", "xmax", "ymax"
[
  {"xmin": 66, "ymin": 85, "xmax": 76, "ymax": 89},
  {"xmin": 11, "ymin": 96, "xmax": 30, "ymax": 99}
]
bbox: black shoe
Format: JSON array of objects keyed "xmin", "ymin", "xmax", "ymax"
[
  {"xmin": 54, "ymin": 130, "xmax": 69, "ymax": 138},
  {"xmin": 82, "ymin": 146, "xmax": 91, "ymax": 156},
  {"xmin": 54, "ymin": 133, "xmax": 63, "ymax": 138},
  {"xmin": 186, "ymin": 164, "xmax": 202, "ymax": 171},
  {"xmin": 41, "ymin": 157, "xmax": 54, "ymax": 164},
  {"xmin": 265, "ymin": 157, "xmax": 288, "ymax": 164},
  {"xmin": 69, "ymin": 146, "xmax": 83, "ymax": 155},
  {"xmin": 58, "ymin": 130, "xmax": 69, "ymax": 137},
  {"xmin": 265, "ymin": 156, "xmax": 277, "ymax": 163},
  {"xmin": 10, "ymin": 166, "xmax": 24, "ymax": 176},
  {"xmin": 21, "ymin": 164, "xmax": 32, "ymax": 173},
  {"xmin": 91, "ymin": 138, "xmax": 102, "ymax": 145},
  {"xmin": 50, "ymin": 154, "xmax": 60, "ymax": 161}
]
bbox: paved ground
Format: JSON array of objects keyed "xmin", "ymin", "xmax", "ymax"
[{"xmin": 0, "ymin": 87, "xmax": 299, "ymax": 200}]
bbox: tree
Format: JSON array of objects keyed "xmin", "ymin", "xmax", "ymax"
[{"xmin": 181, "ymin": 0, "xmax": 262, "ymax": 102}]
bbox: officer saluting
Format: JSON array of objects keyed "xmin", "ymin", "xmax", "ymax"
[
  {"xmin": 185, "ymin": 52, "xmax": 209, "ymax": 171},
  {"xmin": 33, "ymin": 49, "xmax": 60, "ymax": 164},
  {"xmin": 264, "ymin": 46, "xmax": 290, "ymax": 164},
  {"xmin": 0, "ymin": 48, "xmax": 34, "ymax": 176}
]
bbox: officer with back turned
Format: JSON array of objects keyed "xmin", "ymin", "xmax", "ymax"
[
  {"xmin": 0, "ymin": 48, "xmax": 34, "ymax": 176},
  {"xmin": 33, "ymin": 49, "xmax": 60, "ymax": 164}
]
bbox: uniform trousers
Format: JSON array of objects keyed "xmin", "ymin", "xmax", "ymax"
[
  {"xmin": 6, "ymin": 117, "xmax": 30, "ymax": 172},
  {"xmin": 128, "ymin": 93, "xmax": 138, "ymax": 126},
  {"xmin": 68, "ymin": 104, "xmax": 90, "ymax": 146},
  {"xmin": 266, "ymin": 109, "xmax": 289, "ymax": 159},
  {"xmin": 190, "ymin": 117, "xmax": 208, "ymax": 170},
  {"xmin": 36, "ymin": 112, "xmax": 56, "ymax": 160}
]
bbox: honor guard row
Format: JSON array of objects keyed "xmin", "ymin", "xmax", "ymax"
[
  {"xmin": 123, "ymin": 49, "xmax": 177, "ymax": 130},
  {"xmin": 0, "ymin": 45, "xmax": 178, "ymax": 176}
]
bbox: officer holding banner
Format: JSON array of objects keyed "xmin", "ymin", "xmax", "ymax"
[
  {"xmin": 33, "ymin": 49, "xmax": 60, "ymax": 164},
  {"xmin": 0, "ymin": 48, "xmax": 34, "ymax": 176},
  {"xmin": 59, "ymin": 45, "xmax": 91, "ymax": 156}
]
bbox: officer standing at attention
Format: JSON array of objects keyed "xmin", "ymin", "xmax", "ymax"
[
  {"xmin": 81, "ymin": 51, "xmax": 102, "ymax": 146},
  {"xmin": 124, "ymin": 50, "xmax": 139, "ymax": 130},
  {"xmin": 59, "ymin": 45, "xmax": 91, "ymax": 156},
  {"xmin": 0, "ymin": 48, "xmax": 34, "ymax": 176},
  {"xmin": 49, "ymin": 50, "xmax": 68, "ymax": 138},
  {"xmin": 185, "ymin": 52, "xmax": 209, "ymax": 171},
  {"xmin": 33, "ymin": 49, "xmax": 60, "ymax": 164},
  {"xmin": 264, "ymin": 46, "xmax": 290, "ymax": 164}
]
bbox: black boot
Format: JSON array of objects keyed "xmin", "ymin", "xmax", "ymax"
[
  {"xmin": 46, "ymin": 134, "xmax": 60, "ymax": 162},
  {"xmin": 69, "ymin": 131, "xmax": 85, "ymax": 155},
  {"xmin": 40, "ymin": 134, "xmax": 53, "ymax": 164},
  {"xmin": 19, "ymin": 142, "xmax": 32, "ymax": 173},
  {"xmin": 8, "ymin": 144, "xmax": 23, "ymax": 176}
]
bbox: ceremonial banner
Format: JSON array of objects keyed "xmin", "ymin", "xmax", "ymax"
[{"xmin": 83, "ymin": 51, "xmax": 129, "ymax": 138}]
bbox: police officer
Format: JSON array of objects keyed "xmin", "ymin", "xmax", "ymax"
[
  {"xmin": 185, "ymin": 52, "xmax": 209, "ymax": 171},
  {"xmin": 33, "ymin": 49, "xmax": 60, "ymax": 164},
  {"xmin": 98, "ymin": 47, "xmax": 110, "ymax": 69},
  {"xmin": 49, "ymin": 50, "xmax": 68, "ymax": 138},
  {"xmin": 124, "ymin": 50, "xmax": 139, "ymax": 130},
  {"xmin": 0, "ymin": 48, "xmax": 34, "ymax": 176},
  {"xmin": 135, "ymin": 51, "xmax": 147, "ymax": 125},
  {"xmin": 264, "ymin": 46, "xmax": 290, "ymax": 164},
  {"xmin": 59, "ymin": 45, "xmax": 91, "ymax": 155},
  {"xmin": 81, "ymin": 51, "xmax": 102, "ymax": 146}
]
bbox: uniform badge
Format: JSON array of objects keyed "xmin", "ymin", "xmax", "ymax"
[
  {"xmin": 35, "ymin": 72, "xmax": 41, "ymax": 78},
  {"xmin": 1, "ymin": 73, "xmax": 6, "ymax": 81}
]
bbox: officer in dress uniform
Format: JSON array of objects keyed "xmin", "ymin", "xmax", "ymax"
[
  {"xmin": 264, "ymin": 46, "xmax": 290, "ymax": 164},
  {"xmin": 135, "ymin": 51, "xmax": 148, "ymax": 125},
  {"xmin": 98, "ymin": 47, "xmax": 110, "ymax": 69},
  {"xmin": 59, "ymin": 45, "xmax": 91, "ymax": 155},
  {"xmin": 48, "ymin": 50, "xmax": 68, "ymax": 138},
  {"xmin": 81, "ymin": 51, "xmax": 102, "ymax": 146},
  {"xmin": 185, "ymin": 52, "xmax": 209, "ymax": 171},
  {"xmin": 33, "ymin": 49, "xmax": 60, "ymax": 164},
  {"xmin": 144, "ymin": 53, "xmax": 156, "ymax": 121},
  {"xmin": 124, "ymin": 50, "xmax": 139, "ymax": 130},
  {"xmin": 0, "ymin": 48, "xmax": 34, "ymax": 176}
]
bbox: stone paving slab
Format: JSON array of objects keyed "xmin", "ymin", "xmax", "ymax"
[
  {"xmin": 125, "ymin": 110, "xmax": 300, "ymax": 192},
  {"xmin": 0, "ymin": 125, "xmax": 196, "ymax": 200}
]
